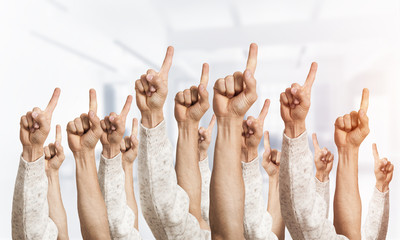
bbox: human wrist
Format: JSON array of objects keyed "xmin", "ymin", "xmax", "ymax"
[
  {"xmin": 245, "ymin": 148, "xmax": 258, "ymax": 163},
  {"xmin": 284, "ymin": 121, "xmax": 306, "ymax": 138},
  {"xmin": 47, "ymin": 170, "xmax": 60, "ymax": 183},
  {"xmin": 73, "ymin": 150, "xmax": 95, "ymax": 163},
  {"xmin": 337, "ymin": 147, "xmax": 359, "ymax": 163},
  {"xmin": 316, "ymin": 171, "xmax": 329, "ymax": 182},
  {"xmin": 22, "ymin": 145, "xmax": 44, "ymax": 162},
  {"xmin": 268, "ymin": 176, "xmax": 279, "ymax": 188},
  {"xmin": 141, "ymin": 110, "xmax": 164, "ymax": 128},
  {"xmin": 122, "ymin": 161, "xmax": 133, "ymax": 172},
  {"xmin": 375, "ymin": 181, "xmax": 389, "ymax": 192},
  {"xmin": 102, "ymin": 144, "xmax": 121, "ymax": 159},
  {"xmin": 199, "ymin": 151, "xmax": 208, "ymax": 161}
]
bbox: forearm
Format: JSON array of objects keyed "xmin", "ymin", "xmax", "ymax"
[
  {"xmin": 47, "ymin": 172, "xmax": 69, "ymax": 240},
  {"xmin": 210, "ymin": 118, "xmax": 244, "ymax": 239},
  {"xmin": 268, "ymin": 177, "xmax": 284, "ymax": 240},
  {"xmin": 334, "ymin": 148, "xmax": 361, "ymax": 240},
  {"xmin": 75, "ymin": 151, "xmax": 110, "ymax": 239},
  {"xmin": 176, "ymin": 123, "xmax": 203, "ymax": 223},
  {"xmin": 12, "ymin": 155, "xmax": 58, "ymax": 239},
  {"xmin": 123, "ymin": 163, "xmax": 139, "ymax": 230}
]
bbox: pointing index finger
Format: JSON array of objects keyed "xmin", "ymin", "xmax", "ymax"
[
  {"xmin": 200, "ymin": 63, "xmax": 209, "ymax": 87},
  {"xmin": 120, "ymin": 95, "xmax": 133, "ymax": 117},
  {"xmin": 207, "ymin": 114, "xmax": 216, "ymax": 131},
  {"xmin": 89, "ymin": 89, "xmax": 97, "ymax": 114},
  {"xmin": 372, "ymin": 143, "xmax": 380, "ymax": 161},
  {"xmin": 360, "ymin": 88, "xmax": 369, "ymax": 112},
  {"xmin": 312, "ymin": 133, "xmax": 320, "ymax": 150},
  {"xmin": 246, "ymin": 43, "xmax": 258, "ymax": 74},
  {"xmin": 258, "ymin": 99, "xmax": 270, "ymax": 122},
  {"xmin": 304, "ymin": 62, "xmax": 318, "ymax": 91},
  {"xmin": 56, "ymin": 124, "xmax": 62, "ymax": 143},
  {"xmin": 45, "ymin": 88, "xmax": 61, "ymax": 115},
  {"xmin": 131, "ymin": 118, "xmax": 138, "ymax": 137},
  {"xmin": 160, "ymin": 46, "xmax": 174, "ymax": 77},
  {"xmin": 263, "ymin": 131, "xmax": 271, "ymax": 151}
]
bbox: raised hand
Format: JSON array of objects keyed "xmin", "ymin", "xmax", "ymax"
[
  {"xmin": 44, "ymin": 125, "xmax": 65, "ymax": 175},
  {"xmin": 334, "ymin": 88, "xmax": 370, "ymax": 149},
  {"xmin": 312, "ymin": 133, "xmax": 334, "ymax": 182},
  {"xmin": 20, "ymin": 88, "xmax": 60, "ymax": 161},
  {"xmin": 198, "ymin": 114, "xmax": 216, "ymax": 161},
  {"xmin": 213, "ymin": 43, "xmax": 258, "ymax": 118},
  {"xmin": 241, "ymin": 99, "xmax": 270, "ymax": 162},
  {"xmin": 175, "ymin": 63, "xmax": 210, "ymax": 123},
  {"xmin": 135, "ymin": 46, "xmax": 174, "ymax": 128},
  {"xmin": 100, "ymin": 95, "xmax": 133, "ymax": 158},
  {"xmin": 280, "ymin": 63, "xmax": 317, "ymax": 138},
  {"xmin": 262, "ymin": 131, "xmax": 281, "ymax": 177},
  {"xmin": 67, "ymin": 89, "xmax": 103, "ymax": 155},
  {"xmin": 121, "ymin": 118, "xmax": 139, "ymax": 168},
  {"xmin": 372, "ymin": 143, "xmax": 394, "ymax": 192}
]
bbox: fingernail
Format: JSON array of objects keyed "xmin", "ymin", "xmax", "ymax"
[
  {"xmin": 291, "ymin": 88, "xmax": 297, "ymax": 94},
  {"xmin": 147, "ymin": 74, "xmax": 153, "ymax": 81},
  {"xmin": 359, "ymin": 110, "xmax": 365, "ymax": 116},
  {"xmin": 199, "ymin": 84, "xmax": 204, "ymax": 91},
  {"xmin": 147, "ymin": 92, "xmax": 152, "ymax": 96},
  {"xmin": 32, "ymin": 112, "xmax": 38, "ymax": 118},
  {"xmin": 89, "ymin": 111, "xmax": 94, "ymax": 117},
  {"xmin": 245, "ymin": 70, "xmax": 251, "ymax": 79},
  {"xmin": 110, "ymin": 116, "xmax": 115, "ymax": 121},
  {"xmin": 247, "ymin": 120, "xmax": 252, "ymax": 125},
  {"xmin": 55, "ymin": 142, "xmax": 59, "ymax": 147},
  {"xmin": 34, "ymin": 123, "xmax": 39, "ymax": 128},
  {"xmin": 111, "ymin": 126, "xmax": 116, "ymax": 131},
  {"xmin": 249, "ymin": 130, "xmax": 254, "ymax": 134},
  {"xmin": 150, "ymin": 86, "xmax": 156, "ymax": 92}
]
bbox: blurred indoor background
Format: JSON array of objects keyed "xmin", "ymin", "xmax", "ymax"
[{"xmin": 0, "ymin": 0, "xmax": 399, "ymax": 239}]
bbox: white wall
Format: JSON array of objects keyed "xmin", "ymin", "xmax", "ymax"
[{"xmin": 1, "ymin": 0, "xmax": 399, "ymax": 239}]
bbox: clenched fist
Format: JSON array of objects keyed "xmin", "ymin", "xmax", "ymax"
[
  {"xmin": 262, "ymin": 131, "xmax": 281, "ymax": 178},
  {"xmin": 67, "ymin": 89, "xmax": 103, "ymax": 155},
  {"xmin": 280, "ymin": 63, "xmax": 317, "ymax": 138},
  {"xmin": 372, "ymin": 143, "xmax": 394, "ymax": 192},
  {"xmin": 213, "ymin": 43, "xmax": 258, "ymax": 119},
  {"xmin": 241, "ymin": 99, "xmax": 270, "ymax": 162},
  {"xmin": 44, "ymin": 125, "xmax": 65, "ymax": 176},
  {"xmin": 121, "ymin": 118, "xmax": 139, "ymax": 170},
  {"xmin": 312, "ymin": 133, "xmax": 334, "ymax": 182},
  {"xmin": 198, "ymin": 114, "xmax": 216, "ymax": 161},
  {"xmin": 20, "ymin": 88, "xmax": 60, "ymax": 161},
  {"xmin": 135, "ymin": 46, "xmax": 174, "ymax": 128},
  {"xmin": 334, "ymin": 88, "xmax": 370, "ymax": 150},
  {"xmin": 175, "ymin": 63, "xmax": 210, "ymax": 123},
  {"xmin": 100, "ymin": 95, "xmax": 133, "ymax": 158}
]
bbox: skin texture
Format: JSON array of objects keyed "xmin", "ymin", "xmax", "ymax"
[
  {"xmin": 120, "ymin": 118, "xmax": 140, "ymax": 230},
  {"xmin": 20, "ymin": 88, "xmax": 60, "ymax": 162},
  {"xmin": 210, "ymin": 43, "xmax": 258, "ymax": 240},
  {"xmin": 241, "ymin": 99, "xmax": 270, "ymax": 163},
  {"xmin": 100, "ymin": 95, "xmax": 133, "ymax": 159},
  {"xmin": 279, "ymin": 62, "xmax": 317, "ymax": 139},
  {"xmin": 44, "ymin": 125, "xmax": 69, "ymax": 240},
  {"xmin": 312, "ymin": 133, "xmax": 334, "ymax": 182},
  {"xmin": 262, "ymin": 131, "xmax": 285, "ymax": 240},
  {"xmin": 66, "ymin": 89, "xmax": 111, "ymax": 239},
  {"xmin": 174, "ymin": 63, "xmax": 211, "ymax": 230},
  {"xmin": 372, "ymin": 143, "xmax": 394, "ymax": 193},
  {"xmin": 333, "ymin": 88, "xmax": 370, "ymax": 240},
  {"xmin": 198, "ymin": 114, "xmax": 216, "ymax": 161},
  {"xmin": 135, "ymin": 46, "xmax": 174, "ymax": 129}
]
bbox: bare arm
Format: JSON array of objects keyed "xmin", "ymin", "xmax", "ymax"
[
  {"xmin": 210, "ymin": 43, "xmax": 258, "ymax": 239},
  {"xmin": 175, "ymin": 63, "xmax": 210, "ymax": 230},
  {"xmin": 334, "ymin": 89, "xmax": 370, "ymax": 240},
  {"xmin": 67, "ymin": 89, "xmax": 110, "ymax": 239}
]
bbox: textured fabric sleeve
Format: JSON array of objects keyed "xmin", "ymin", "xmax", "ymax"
[
  {"xmin": 12, "ymin": 155, "xmax": 58, "ymax": 240},
  {"xmin": 98, "ymin": 153, "xmax": 141, "ymax": 240},
  {"xmin": 242, "ymin": 157, "xmax": 277, "ymax": 240},
  {"xmin": 315, "ymin": 177, "xmax": 330, "ymax": 219},
  {"xmin": 138, "ymin": 120, "xmax": 210, "ymax": 240},
  {"xmin": 362, "ymin": 188, "xmax": 389, "ymax": 240},
  {"xmin": 199, "ymin": 157, "xmax": 211, "ymax": 225},
  {"xmin": 279, "ymin": 132, "xmax": 347, "ymax": 240}
]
